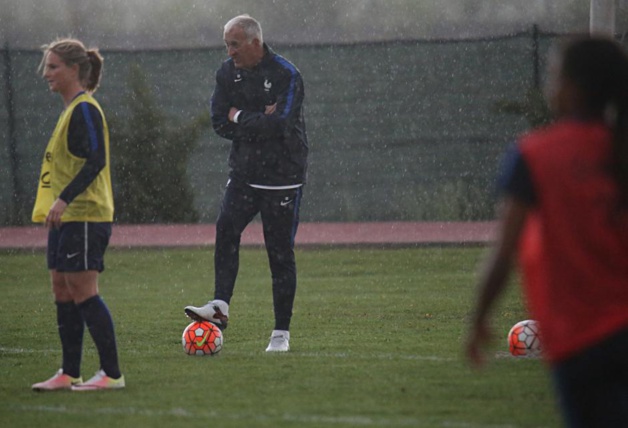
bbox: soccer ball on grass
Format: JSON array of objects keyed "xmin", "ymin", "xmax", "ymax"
[
  {"xmin": 182, "ymin": 321, "xmax": 223, "ymax": 356},
  {"xmin": 508, "ymin": 319, "xmax": 541, "ymax": 357}
]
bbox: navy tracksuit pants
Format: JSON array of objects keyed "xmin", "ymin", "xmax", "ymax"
[{"xmin": 213, "ymin": 179, "xmax": 302, "ymax": 331}]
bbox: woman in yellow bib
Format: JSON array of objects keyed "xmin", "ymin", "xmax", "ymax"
[{"xmin": 31, "ymin": 39, "xmax": 124, "ymax": 391}]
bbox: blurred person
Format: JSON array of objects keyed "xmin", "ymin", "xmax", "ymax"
[
  {"xmin": 466, "ymin": 35, "xmax": 628, "ymax": 426},
  {"xmin": 185, "ymin": 15, "xmax": 309, "ymax": 352},
  {"xmin": 31, "ymin": 38, "xmax": 124, "ymax": 391}
]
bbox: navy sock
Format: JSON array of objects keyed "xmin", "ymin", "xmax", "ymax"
[
  {"xmin": 78, "ymin": 295, "xmax": 121, "ymax": 379},
  {"xmin": 56, "ymin": 301, "xmax": 84, "ymax": 379}
]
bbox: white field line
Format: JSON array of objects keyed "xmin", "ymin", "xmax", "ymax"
[
  {"xmin": 284, "ymin": 351, "xmax": 456, "ymax": 362},
  {"xmin": 3, "ymin": 346, "xmax": 538, "ymax": 363},
  {"xmin": 8, "ymin": 404, "xmax": 517, "ymax": 428},
  {"xmin": 0, "ymin": 347, "xmax": 60, "ymax": 354},
  {"xmin": 0, "ymin": 346, "xmax": 455, "ymax": 362}
]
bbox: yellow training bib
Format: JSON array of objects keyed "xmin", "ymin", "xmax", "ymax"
[{"xmin": 32, "ymin": 93, "xmax": 114, "ymax": 223}]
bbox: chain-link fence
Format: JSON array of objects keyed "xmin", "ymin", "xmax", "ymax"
[{"xmin": 1, "ymin": 28, "xmax": 563, "ymax": 225}]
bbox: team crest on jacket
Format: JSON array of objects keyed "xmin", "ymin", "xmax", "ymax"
[{"xmin": 264, "ymin": 79, "xmax": 272, "ymax": 92}]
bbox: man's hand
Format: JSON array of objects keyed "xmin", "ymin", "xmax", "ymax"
[
  {"xmin": 265, "ymin": 103, "xmax": 276, "ymax": 115},
  {"xmin": 46, "ymin": 198, "xmax": 68, "ymax": 229},
  {"xmin": 228, "ymin": 107, "xmax": 239, "ymax": 122},
  {"xmin": 229, "ymin": 103, "xmax": 276, "ymax": 122}
]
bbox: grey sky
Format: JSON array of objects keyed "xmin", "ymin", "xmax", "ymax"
[{"xmin": 1, "ymin": 0, "xmax": 625, "ymax": 49}]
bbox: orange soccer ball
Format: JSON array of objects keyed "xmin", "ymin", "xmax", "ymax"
[
  {"xmin": 182, "ymin": 321, "xmax": 223, "ymax": 356},
  {"xmin": 508, "ymin": 320, "xmax": 542, "ymax": 357}
]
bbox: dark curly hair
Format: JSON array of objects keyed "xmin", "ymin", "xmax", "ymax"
[{"xmin": 560, "ymin": 36, "xmax": 628, "ymax": 207}]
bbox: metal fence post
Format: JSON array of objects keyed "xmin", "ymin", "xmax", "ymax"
[
  {"xmin": 3, "ymin": 42, "xmax": 21, "ymax": 224},
  {"xmin": 532, "ymin": 24, "xmax": 540, "ymax": 90}
]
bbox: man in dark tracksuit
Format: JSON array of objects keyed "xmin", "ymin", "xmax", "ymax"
[{"xmin": 185, "ymin": 14, "xmax": 308, "ymax": 352}]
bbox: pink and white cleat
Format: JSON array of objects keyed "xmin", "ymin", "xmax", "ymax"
[
  {"xmin": 32, "ymin": 369, "xmax": 83, "ymax": 391},
  {"xmin": 71, "ymin": 370, "xmax": 125, "ymax": 391}
]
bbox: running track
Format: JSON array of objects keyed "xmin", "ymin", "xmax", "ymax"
[{"xmin": 0, "ymin": 222, "xmax": 496, "ymax": 249}]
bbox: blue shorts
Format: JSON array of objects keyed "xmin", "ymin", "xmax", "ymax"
[{"xmin": 47, "ymin": 222, "xmax": 112, "ymax": 273}]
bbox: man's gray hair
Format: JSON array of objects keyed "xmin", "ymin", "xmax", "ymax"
[{"xmin": 224, "ymin": 14, "xmax": 263, "ymax": 44}]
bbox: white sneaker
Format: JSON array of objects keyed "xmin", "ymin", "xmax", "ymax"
[
  {"xmin": 265, "ymin": 330, "xmax": 290, "ymax": 352},
  {"xmin": 184, "ymin": 299, "xmax": 229, "ymax": 330}
]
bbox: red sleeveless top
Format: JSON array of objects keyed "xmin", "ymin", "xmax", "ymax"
[{"xmin": 517, "ymin": 119, "xmax": 628, "ymax": 362}]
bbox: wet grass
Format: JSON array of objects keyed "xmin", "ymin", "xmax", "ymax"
[{"xmin": 0, "ymin": 246, "xmax": 559, "ymax": 427}]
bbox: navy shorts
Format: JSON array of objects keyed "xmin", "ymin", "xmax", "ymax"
[
  {"xmin": 552, "ymin": 327, "xmax": 628, "ymax": 427},
  {"xmin": 47, "ymin": 222, "xmax": 112, "ymax": 272}
]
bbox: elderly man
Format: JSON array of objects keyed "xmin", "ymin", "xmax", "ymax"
[{"xmin": 185, "ymin": 15, "xmax": 309, "ymax": 352}]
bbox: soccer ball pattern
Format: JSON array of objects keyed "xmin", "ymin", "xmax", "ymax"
[
  {"xmin": 508, "ymin": 319, "xmax": 542, "ymax": 357},
  {"xmin": 182, "ymin": 321, "xmax": 223, "ymax": 356}
]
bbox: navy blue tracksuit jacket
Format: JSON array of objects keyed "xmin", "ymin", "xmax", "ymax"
[{"xmin": 210, "ymin": 44, "xmax": 309, "ymax": 187}]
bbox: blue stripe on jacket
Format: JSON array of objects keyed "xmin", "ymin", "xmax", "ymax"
[{"xmin": 273, "ymin": 55, "xmax": 298, "ymax": 119}]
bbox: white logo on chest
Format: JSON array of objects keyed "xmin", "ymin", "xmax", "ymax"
[{"xmin": 264, "ymin": 79, "xmax": 272, "ymax": 92}]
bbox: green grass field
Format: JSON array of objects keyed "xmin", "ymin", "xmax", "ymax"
[{"xmin": 0, "ymin": 246, "xmax": 560, "ymax": 427}]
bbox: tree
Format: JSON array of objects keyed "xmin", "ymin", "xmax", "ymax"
[
  {"xmin": 494, "ymin": 88, "xmax": 552, "ymax": 129},
  {"xmin": 110, "ymin": 64, "xmax": 209, "ymax": 223}
]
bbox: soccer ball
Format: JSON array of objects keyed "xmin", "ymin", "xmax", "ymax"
[
  {"xmin": 508, "ymin": 319, "xmax": 542, "ymax": 357},
  {"xmin": 182, "ymin": 321, "xmax": 223, "ymax": 356}
]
